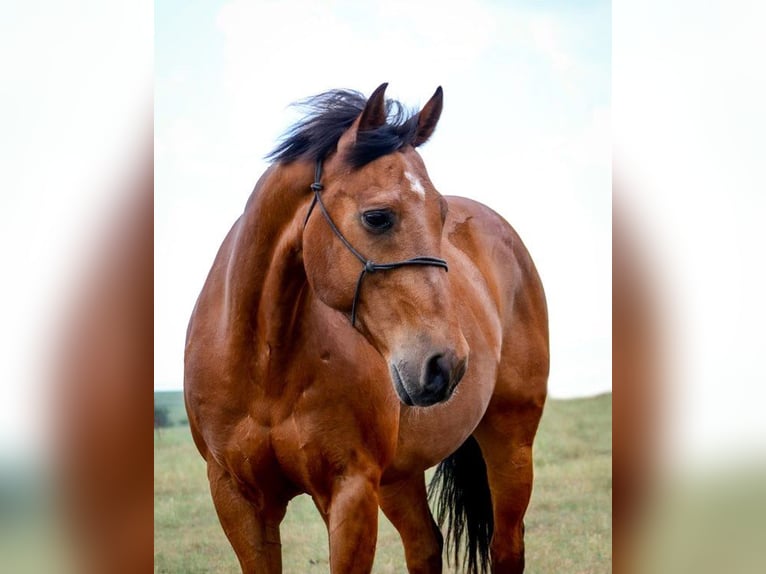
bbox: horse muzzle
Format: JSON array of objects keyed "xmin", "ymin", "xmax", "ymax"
[{"xmin": 390, "ymin": 349, "xmax": 468, "ymax": 407}]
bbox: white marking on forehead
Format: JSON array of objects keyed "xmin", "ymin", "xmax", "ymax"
[{"xmin": 404, "ymin": 170, "xmax": 426, "ymax": 198}]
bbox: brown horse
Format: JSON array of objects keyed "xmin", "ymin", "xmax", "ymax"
[{"xmin": 184, "ymin": 84, "xmax": 549, "ymax": 574}]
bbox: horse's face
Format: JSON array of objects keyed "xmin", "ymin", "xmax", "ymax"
[{"xmin": 303, "ymin": 145, "xmax": 469, "ymax": 407}]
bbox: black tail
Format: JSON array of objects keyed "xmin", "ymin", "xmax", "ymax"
[{"xmin": 428, "ymin": 436, "xmax": 493, "ymax": 574}]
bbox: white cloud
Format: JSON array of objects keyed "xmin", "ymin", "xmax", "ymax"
[{"xmin": 528, "ymin": 15, "xmax": 577, "ymax": 79}]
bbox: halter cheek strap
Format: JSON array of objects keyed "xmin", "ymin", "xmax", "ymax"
[{"xmin": 304, "ymin": 159, "xmax": 449, "ymax": 326}]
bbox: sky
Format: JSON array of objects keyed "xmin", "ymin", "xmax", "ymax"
[{"xmin": 155, "ymin": 0, "xmax": 611, "ymax": 398}]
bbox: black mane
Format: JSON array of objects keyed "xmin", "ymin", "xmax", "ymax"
[{"xmin": 266, "ymin": 89, "xmax": 420, "ymax": 168}]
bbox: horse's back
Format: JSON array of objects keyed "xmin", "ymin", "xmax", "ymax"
[
  {"xmin": 444, "ymin": 195, "xmax": 549, "ymax": 402},
  {"xmin": 386, "ymin": 196, "xmax": 548, "ymax": 478}
]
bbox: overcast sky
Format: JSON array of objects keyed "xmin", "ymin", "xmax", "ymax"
[{"xmin": 155, "ymin": 0, "xmax": 611, "ymax": 398}]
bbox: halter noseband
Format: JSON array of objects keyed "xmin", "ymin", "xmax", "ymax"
[{"xmin": 304, "ymin": 159, "xmax": 449, "ymax": 326}]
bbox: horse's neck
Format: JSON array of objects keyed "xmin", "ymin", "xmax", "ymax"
[{"xmin": 225, "ymin": 162, "xmax": 313, "ymax": 352}]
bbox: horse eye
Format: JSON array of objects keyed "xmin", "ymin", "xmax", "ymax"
[{"xmin": 361, "ymin": 210, "xmax": 394, "ymax": 232}]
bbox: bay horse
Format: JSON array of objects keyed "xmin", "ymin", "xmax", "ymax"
[{"xmin": 184, "ymin": 84, "xmax": 549, "ymax": 574}]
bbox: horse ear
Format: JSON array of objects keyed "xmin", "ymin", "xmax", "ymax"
[
  {"xmin": 412, "ymin": 86, "xmax": 443, "ymax": 147},
  {"xmin": 358, "ymin": 83, "xmax": 389, "ymax": 132}
]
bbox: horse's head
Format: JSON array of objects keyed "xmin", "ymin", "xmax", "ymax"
[{"xmin": 301, "ymin": 84, "xmax": 469, "ymax": 407}]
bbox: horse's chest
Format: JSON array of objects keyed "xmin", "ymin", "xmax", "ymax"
[{"xmin": 220, "ymin": 417, "xmax": 273, "ymax": 474}]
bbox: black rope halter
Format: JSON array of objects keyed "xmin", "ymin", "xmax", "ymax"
[{"xmin": 304, "ymin": 160, "xmax": 449, "ymax": 326}]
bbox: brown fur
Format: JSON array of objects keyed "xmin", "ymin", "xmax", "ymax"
[{"xmin": 185, "ymin": 86, "xmax": 549, "ymax": 573}]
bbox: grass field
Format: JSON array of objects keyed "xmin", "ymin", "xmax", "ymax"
[{"xmin": 155, "ymin": 391, "xmax": 611, "ymax": 573}]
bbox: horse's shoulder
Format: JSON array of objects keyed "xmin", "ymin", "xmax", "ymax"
[
  {"xmin": 443, "ymin": 196, "xmax": 518, "ymax": 266},
  {"xmin": 444, "ymin": 195, "xmax": 536, "ymax": 268},
  {"xmin": 445, "ymin": 194, "xmax": 515, "ymax": 236}
]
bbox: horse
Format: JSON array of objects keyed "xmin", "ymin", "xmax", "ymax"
[{"xmin": 184, "ymin": 83, "xmax": 549, "ymax": 574}]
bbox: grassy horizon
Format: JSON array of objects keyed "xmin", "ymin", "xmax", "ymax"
[{"xmin": 155, "ymin": 391, "xmax": 611, "ymax": 573}]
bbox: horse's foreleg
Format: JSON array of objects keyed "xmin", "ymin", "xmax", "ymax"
[
  {"xmin": 380, "ymin": 474, "xmax": 443, "ymax": 574},
  {"xmin": 207, "ymin": 461, "xmax": 287, "ymax": 574},
  {"xmin": 326, "ymin": 473, "xmax": 380, "ymax": 574},
  {"xmin": 474, "ymin": 401, "xmax": 544, "ymax": 574}
]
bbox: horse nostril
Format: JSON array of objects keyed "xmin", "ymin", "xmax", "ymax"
[{"xmin": 424, "ymin": 354, "xmax": 451, "ymax": 394}]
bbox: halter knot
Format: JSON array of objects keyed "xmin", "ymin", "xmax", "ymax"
[
  {"xmin": 365, "ymin": 260, "xmax": 377, "ymax": 273},
  {"xmin": 310, "ymin": 182, "xmax": 324, "ymax": 192}
]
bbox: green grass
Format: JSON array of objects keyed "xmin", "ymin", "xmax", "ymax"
[
  {"xmin": 155, "ymin": 392, "xmax": 611, "ymax": 573},
  {"xmin": 525, "ymin": 394, "xmax": 612, "ymax": 573}
]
